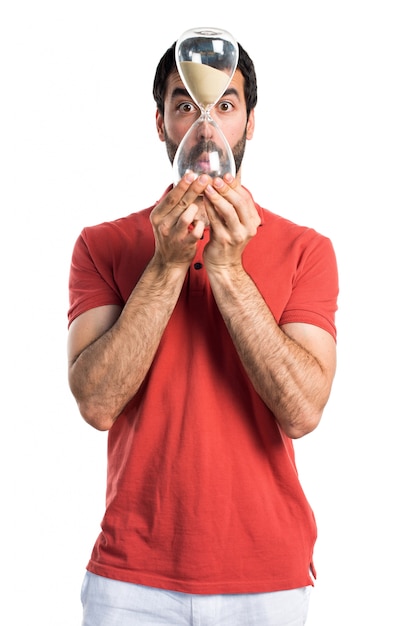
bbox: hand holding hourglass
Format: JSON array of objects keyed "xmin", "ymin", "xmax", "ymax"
[{"xmin": 173, "ymin": 28, "xmax": 239, "ymax": 184}]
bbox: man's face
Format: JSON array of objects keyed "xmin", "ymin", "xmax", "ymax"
[{"xmin": 156, "ymin": 69, "xmax": 255, "ymax": 177}]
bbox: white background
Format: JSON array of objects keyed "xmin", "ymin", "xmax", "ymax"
[{"xmin": 1, "ymin": 1, "xmax": 393, "ymax": 624}]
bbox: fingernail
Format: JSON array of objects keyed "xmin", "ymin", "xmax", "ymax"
[{"xmin": 185, "ymin": 171, "xmax": 197, "ymax": 183}]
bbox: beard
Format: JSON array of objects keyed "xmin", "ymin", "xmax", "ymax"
[{"xmin": 164, "ymin": 127, "xmax": 247, "ymax": 175}]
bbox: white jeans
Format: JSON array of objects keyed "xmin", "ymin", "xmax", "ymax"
[{"xmin": 81, "ymin": 571, "xmax": 311, "ymax": 625}]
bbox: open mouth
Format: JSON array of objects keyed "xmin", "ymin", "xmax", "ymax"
[
  {"xmin": 195, "ymin": 157, "xmax": 212, "ymax": 173},
  {"xmin": 195, "ymin": 151, "xmax": 220, "ymax": 174}
]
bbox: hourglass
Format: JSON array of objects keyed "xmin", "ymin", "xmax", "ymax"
[{"xmin": 173, "ymin": 27, "xmax": 239, "ymax": 184}]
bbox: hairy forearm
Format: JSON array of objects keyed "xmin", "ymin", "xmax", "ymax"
[
  {"xmin": 70, "ymin": 259, "xmax": 187, "ymax": 430},
  {"xmin": 207, "ymin": 264, "xmax": 332, "ymax": 438}
]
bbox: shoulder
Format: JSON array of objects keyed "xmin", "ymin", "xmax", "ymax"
[
  {"xmin": 81, "ymin": 207, "xmax": 153, "ymax": 243},
  {"xmin": 248, "ymin": 197, "xmax": 336, "ymax": 260},
  {"xmin": 261, "ymin": 206, "xmax": 323, "ymax": 241},
  {"xmin": 244, "ymin": 187, "xmax": 330, "ymax": 244},
  {"xmin": 79, "ymin": 186, "xmax": 173, "ymax": 249}
]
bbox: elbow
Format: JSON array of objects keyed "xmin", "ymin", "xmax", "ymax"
[
  {"xmin": 77, "ymin": 399, "xmax": 118, "ymax": 431},
  {"xmin": 280, "ymin": 406, "xmax": 323, "ymax": 440},
  {"xmin": 284, "ymin": 419, "xmax": 320, "ymax": 440},
  {"xmin": 278, "ymin": 383, "xmax": 332, "ymax": 439},
  {"xmin": 69, "ymin": 372, "xmax": 119, "ymax": 431}
]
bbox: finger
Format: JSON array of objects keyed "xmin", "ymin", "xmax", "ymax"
[
  {"xmin": 186, "ymin": 218, "xmax": 205, "ymax": 240},
  {"xmin": 180, "ymin": 173, "xmax": 213, "ymax": 207},
  {"xmin": 211, "ymin": 176, "xmax": 261, "ymax": 229},
  {"xmin": 204, "ymin": 182, "xmax": 240, "ymax": 231},
  {"xmin": 153, "ymin": 172, "xmax": 213, "ymax": 221},
  {"xmin": 151, "ymin": 172, "xmax": 198, "ymax": 222},
  {"xmin": 175, "ymin": 202, "xmax": 201, "ymax": 233},
  {"xmin": 203, "ymin": 191, "xmax": 239, "ymax": 243}
]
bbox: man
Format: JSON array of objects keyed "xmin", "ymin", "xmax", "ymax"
[{"xmin": 68, "ymin": 35, "xmax": 338, "ymax": 626}]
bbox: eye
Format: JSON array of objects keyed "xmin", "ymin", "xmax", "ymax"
[
  {"xmin": 216, "ymin": 101, "xmax": 234, "ymax": 113},
  {"xmin": 178, "ymin": 101, "xmax": 199, "ymax": 114}
]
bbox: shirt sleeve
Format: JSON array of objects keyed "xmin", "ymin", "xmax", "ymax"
[
  {"xmin": 279, "ymin": 234, "xmax": 339, "ymax": 341},
  {"xmin": 67, "ymin": 228, "xmax": 124, "ymax": 328}
]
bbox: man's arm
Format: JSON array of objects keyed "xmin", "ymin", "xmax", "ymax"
[
  {"xmin": 206, "ymin": 264, "xmax": 336, "ymax": 438},
  {"xmin": 67, "ymin": 173, "xmax": 212, "ymax": 431},
  {"xmin": 203, "ymin": 175, "xmax": 337, "ymax": 439},
  {"xmin": 67, "ymin": 261, "xmax": 187, "ymax": 431}
]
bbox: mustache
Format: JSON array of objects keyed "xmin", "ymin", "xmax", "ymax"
[{"xmin": 187, "ymin": 140, "xmax": 224, "ymax": 162}]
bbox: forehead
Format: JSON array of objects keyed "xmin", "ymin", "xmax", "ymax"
[{"xmin": 165, "ymin": 68, "xmax": 246, "ymax": 103}]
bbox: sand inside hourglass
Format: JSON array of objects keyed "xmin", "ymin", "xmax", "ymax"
[{"xmin": 179, "ymin": 61, "xmax": 231, "ymax": 109}]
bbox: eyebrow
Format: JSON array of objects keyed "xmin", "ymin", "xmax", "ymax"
[
  {"xmin": 223, "ymin": 87, "xmax": 240, "ymax": 100},
  {"xmin": 171, "ymin": 87, "xmax": 191, "ymax": 99},
  {"xmin": 170, "ymin": 86, "xmax": 241, "ymax": 100}
]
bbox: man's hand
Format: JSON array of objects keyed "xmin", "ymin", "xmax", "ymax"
[
  {"xmin": 202, "ymin": 173, "xmax": 261, "ymax": 270},
  {"xmin": 150, "ymin": 172, "xmax": 213, "ymax": 268}
]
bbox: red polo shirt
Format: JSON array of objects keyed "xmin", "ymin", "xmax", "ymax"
[{"xmin": 68, "ymin": 187, "xmax": 338, "ymax": 593}]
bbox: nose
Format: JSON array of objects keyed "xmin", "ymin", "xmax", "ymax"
[{"xmin": 197, "ymin": 119, "xmax": 214, "ymax": 141}]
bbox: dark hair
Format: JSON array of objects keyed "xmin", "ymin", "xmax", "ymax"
[{"xmin": 153, "ymin": 40, "xmax": 257, "ymax": 118}]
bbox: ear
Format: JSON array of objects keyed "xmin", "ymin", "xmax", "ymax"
[
  {"xmin": 156, "ymin": 110, "xmax": 166, "ymax": 142},
  {"xmin": 246, "ymin": 109, "xmax": 255, "ymax": 140}
]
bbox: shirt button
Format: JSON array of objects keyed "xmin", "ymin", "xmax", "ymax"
[{"xmin": 194, "ymin": 262, "xmax": 203, "ymax": 270}]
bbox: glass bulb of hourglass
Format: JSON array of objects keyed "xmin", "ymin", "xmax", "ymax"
[{"xmin": 173, "ymin": 27, "xmax": 239, "ymax": 184}]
